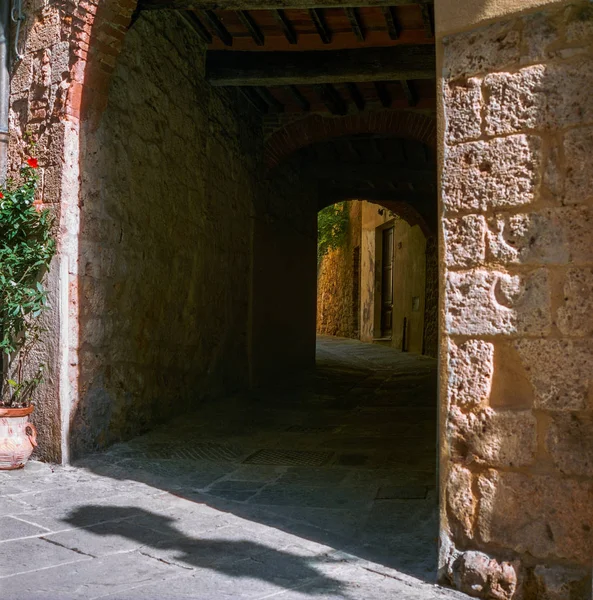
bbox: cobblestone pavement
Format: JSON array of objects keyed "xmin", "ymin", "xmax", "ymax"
[{"xmin": 0, "ymin": 336, "xmax": 470, "ymax": 600}]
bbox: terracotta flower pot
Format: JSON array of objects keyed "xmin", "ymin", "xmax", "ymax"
[{"xmin": 0, "ymin": 405, "xmax": 38, "ymax": 470}]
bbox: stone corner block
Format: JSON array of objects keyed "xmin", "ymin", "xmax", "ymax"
[
  {"xmin": 445, "ymin": 268, "xmax": 551, "ymax": 336},
  {"xmin": 448, "ymin": 406, "xmax": 537, "ymax": 468},
  {"xmin": 477, "ymin": 471, "xmax": 593, "ymax": 564},
  {"xmin": 443, "ymin": 135, "xmax": 542, "ymax": 213},
  {"xmin": 444, "ymin": 215, "xmax": 487, "ymax": 269},
  {"xmin": 487, "ymin": 208, "xmax": 593, "ymax": 266},
  {"xmin": 443, "ymin": 77, "xmax": 482, "ymax": 145},
  {"xmin": 443, "ymin": 20, "xmax": 520, "ymax": 79},
  {"xmin": 546, "ymin": 412, "xmax": 593, "ymax": 479},
  {"xmin": 447, "ymin": 338, "xmax": 493, "ymax": 410},
  {"xmin": 514, "ymin": 338, "xmax": 593, "ymax": 411},
  {"xmin": 532, "ymin": 564, "xmax": 592, "ymax": 600},
  {"xmin": 446, "ymin": 463, "xmax": 476, "ymax": 540},
  {"xmin": 557, "ymin": 268, "xmax": 593, "ymax": 337}
]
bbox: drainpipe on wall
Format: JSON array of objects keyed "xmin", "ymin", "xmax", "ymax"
[{"xmin": 0, "ymin": 0, "xmax": 9, "ymax": 185}]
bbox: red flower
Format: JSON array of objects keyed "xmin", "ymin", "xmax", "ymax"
[
  {"xmin": 27, "ymin": 157, "xmax": 39, "ymax": 169},
  {"xmin": 0, "ymin": 192, "xmax": 3, "ymax": 199}
]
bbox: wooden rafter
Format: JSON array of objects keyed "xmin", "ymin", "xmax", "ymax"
[
  {"xmin": 238, "ymin": 87, "xmax": 269, "ymax": 113},
  {"xmin": 317, "ymin": 84, "xmax": 347, "ymax": 115},
  {"xmin": 200, "ymin": 10, "xmax": 233, "ymax": 46},
  {"xmin": 178, "ymin": 10, "xmax": 212, "ymax": 44},
  {"xmin": 309, "ymin": 9, "xmax": 332, "ymax": 44},
  {"xmin": 237, "ymin": 10, "xmax": 265, "ymax": 45},
  {"xmin": 254, "ymin": 87, "xmax": 284, "ymax": 112},
  {"xmin": 206, "ymin": 46, "xmax": 436, "ymax": 86},
  {"xmin": 286, "ymin": 85, "xmax": 311, "ymax": 111},
  {"xmin": 374, "ymin": 82, "xmax": 391, "ymax": 108},
  {"xmin": 401, "ymin": 80, "xmax": 417, "ymax": 106},
  {"xmin": 274, "ymin": 9, "xmax": 297, "ymax": 44},
  {"xmin": 381, "ymin": 7, "xmax": 400, "ymax": 40},
  {"xmin": 345, "ymin": 8, "xmax": 365, "ymax": 42},
  {"xmin": 346, "ymin": 83, "xmax": 365, "ymax": 111},
  {"xmin": 420, "ymin": 3, "xmax": 434, "ymax": 38}
]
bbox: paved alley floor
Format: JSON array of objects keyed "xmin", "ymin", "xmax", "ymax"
[{"xmin": 0, "ymin": 336, "xmax": 469, "ymax": 600}]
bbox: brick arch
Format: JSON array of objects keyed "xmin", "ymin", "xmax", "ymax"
[
  {"xmin": 66, "ymin": 0, "xmax": 138, "ymax": 128},
  {"xmin": 264, "ymin": 112, "xmax": 437, "ymax": 169}
]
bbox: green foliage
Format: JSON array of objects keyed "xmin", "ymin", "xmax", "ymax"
[
  {"xmin": 317, "ymin": 202, "xmax": 349, "ymax": 263},
  {"xmin": 0, "ymin": 161, "xmax": 56, "ymax": 406}
]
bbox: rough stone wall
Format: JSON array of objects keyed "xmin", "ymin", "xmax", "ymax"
[
  {"xmin": 70, "ymin": 11, "xmax": 261, "ymax": 456},
  {"xmin": 316, "ymin": 201, "xmax": 362, "ymax": 339},
  {"xmin": 423, "ymin": 236, "xmax": 438, "ymax": 358},
  {"xmin": 440, "ymin": 4, "xmax": 593, "ymax": 598}
]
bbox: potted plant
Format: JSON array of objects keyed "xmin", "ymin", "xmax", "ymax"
[{"xmin": 0, "ymin": 156, "xmax": 55, "ymax": 469}]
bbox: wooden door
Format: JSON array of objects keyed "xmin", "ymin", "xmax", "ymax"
[{"xmin": 380, "ymin": 226, "xmax": 394, "ymax": 338}]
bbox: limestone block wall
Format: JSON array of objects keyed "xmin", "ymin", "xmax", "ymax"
[
  {"xmin": 440, "ymin": 3, "xmax": 593, "ymax": 598},
  {"xmin": 70, "ymin": 11, "xmax": 262, "ymax": 456},
  {"xmin": 317, "ymin": 201, "xmax": 362, "ymax": 339}
]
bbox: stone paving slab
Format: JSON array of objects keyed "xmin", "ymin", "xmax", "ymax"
[{"xmin": 0, "ymin": 337, "xmax": 470, "ymax": 600}]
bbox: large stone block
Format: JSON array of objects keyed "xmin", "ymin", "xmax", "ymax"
[
  {"xmin": 532, "ymin": 565, "xmax": 593, "ymax": 600},
  {"xmin": 514, "ymin": 339, "xmax": 593, "ymax": 411},
  {"xmin": 448, "ymin": 339, "xmax": 493, "ymax": 410},
  {"xmin": 520, "ymin": 9, "xmax": 561, "ymax": 65},
  {"xmin": 448, "ymin": 407, "xmax": 537, "ymax": 468},
  {"xmin": 564, "ymin": 126, "xmax": 593, "ymax": 206},
  {"xmin": 443, "ymin": 135, "xmax": 542, "ymax": 213},
  {"xmin": 557, "ymin": 268, "xmax": 593, "ymax": 337},
  {"xmin": 487, "ymin": 208, "xmax": 593, "ymax": 265},
  {"xmin": 446, "ymin": 464, "xmax": 476, "ymax": 539},
  {"xmin": 444, "ymin": 215, "xmax": 487, "ymax": 268},
  {"xmin": 565, "ymin": 3, "xmax": 593, "ymax": 45},
  {"xmin": 477, "ymin": 471, "xmax": 593, "ymax": 564},
  {"xmin": 445, "ymin": 269, "xmax": 551, "ymax": 336},
  {"xmin": 490, "ymin": 342, "xmax": 534, "ymax": 409},
  {"xmin": 484, "ymin": 61, "xmax": 593, "ymax": 136},
  {"xmin": 443, "ymin": 77, "xmax": 483, "ymax": 144},
  {"xmin": 547, "ymin": 413, "xmax": 593, "ymax": 478},
  {"xmin": 484, "ymin": 66, "xmax": 546, "ymax": 136},
  {"xmin": 443, "ymin": 21, "xmax": 520, "ymax": 79}
]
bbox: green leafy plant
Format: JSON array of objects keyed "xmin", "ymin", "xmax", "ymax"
[
  {"xmin": 0, "ymin": 158, "xmax": 56, "ymax": 407},
  {"xmin": 317, "ymin": 202, "xmax": 349, "ymax": 264}
]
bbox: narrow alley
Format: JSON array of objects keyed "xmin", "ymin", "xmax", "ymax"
[{"xmin": 0, "ymin": 337, "xmax": 467, "ymax": 599}]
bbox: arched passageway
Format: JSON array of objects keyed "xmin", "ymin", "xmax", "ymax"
[{"xmin": 10, "ymin": 0, "xmax": 593, "ymax": 598}]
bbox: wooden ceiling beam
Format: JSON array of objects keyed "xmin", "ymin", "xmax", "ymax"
[
  {"xmin": 206, "ymin": 46, "xmax": 435, "ymax": 86},
  {"xmin": 274, "ymin": 9, "xmax": 297, "ymax": 44},
  {"xmin": 374, "ymin": 82, "xmax": 391, "ymax": 108},
  {"xmin": 286, "ymin": 85, "xmax": 311, "ymax": 111},
  {"xmin": 345, "ymin": 8, "xmax": 365, "ymax": 42},
  {"xmin": 316, "ymin": 84, "xmax": 348, "ymax": 115},
  {"xmin": 237, "ymin": 10, "xmax": 265, "ymax": 45},
  {"xmin": 421, "ymin": 3, "xmax": 434, "ymax": 37},
  {"xmin": 178, "ymin": 10, "xmax": 212, "ymax": 44},
  {"xmin": 309, "ymin": 9, "xmax": 332, "ymax": 44},
  {"xmin": 200, "ymin": 9, "xmax": 233, "ymax": 46},
  {"xmin": 238, "ymin": 87, "xmax": 269, "ymax": 113},
  {"xmin": 401, "ymin": 80, "xmax": 417, "ymax": 106},
  {"xmin": 381, "ymin": 7, "xmax": 400, "ymax": 40},
  {"xmin": 140, "ymin": 0, "xmax": 432, "ymax": 10},
  {"xmin": 254, "ymin": 87, "xmax": 285, "ymax": 112},
  {"xmin": 346, "ymin": 83, "xmax": 365, "ymax": 111}
]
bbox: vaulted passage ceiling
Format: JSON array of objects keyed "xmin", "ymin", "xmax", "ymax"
[{"xmin": 136, "ymin": 1, "xmax": 436, "ymax": 115}]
